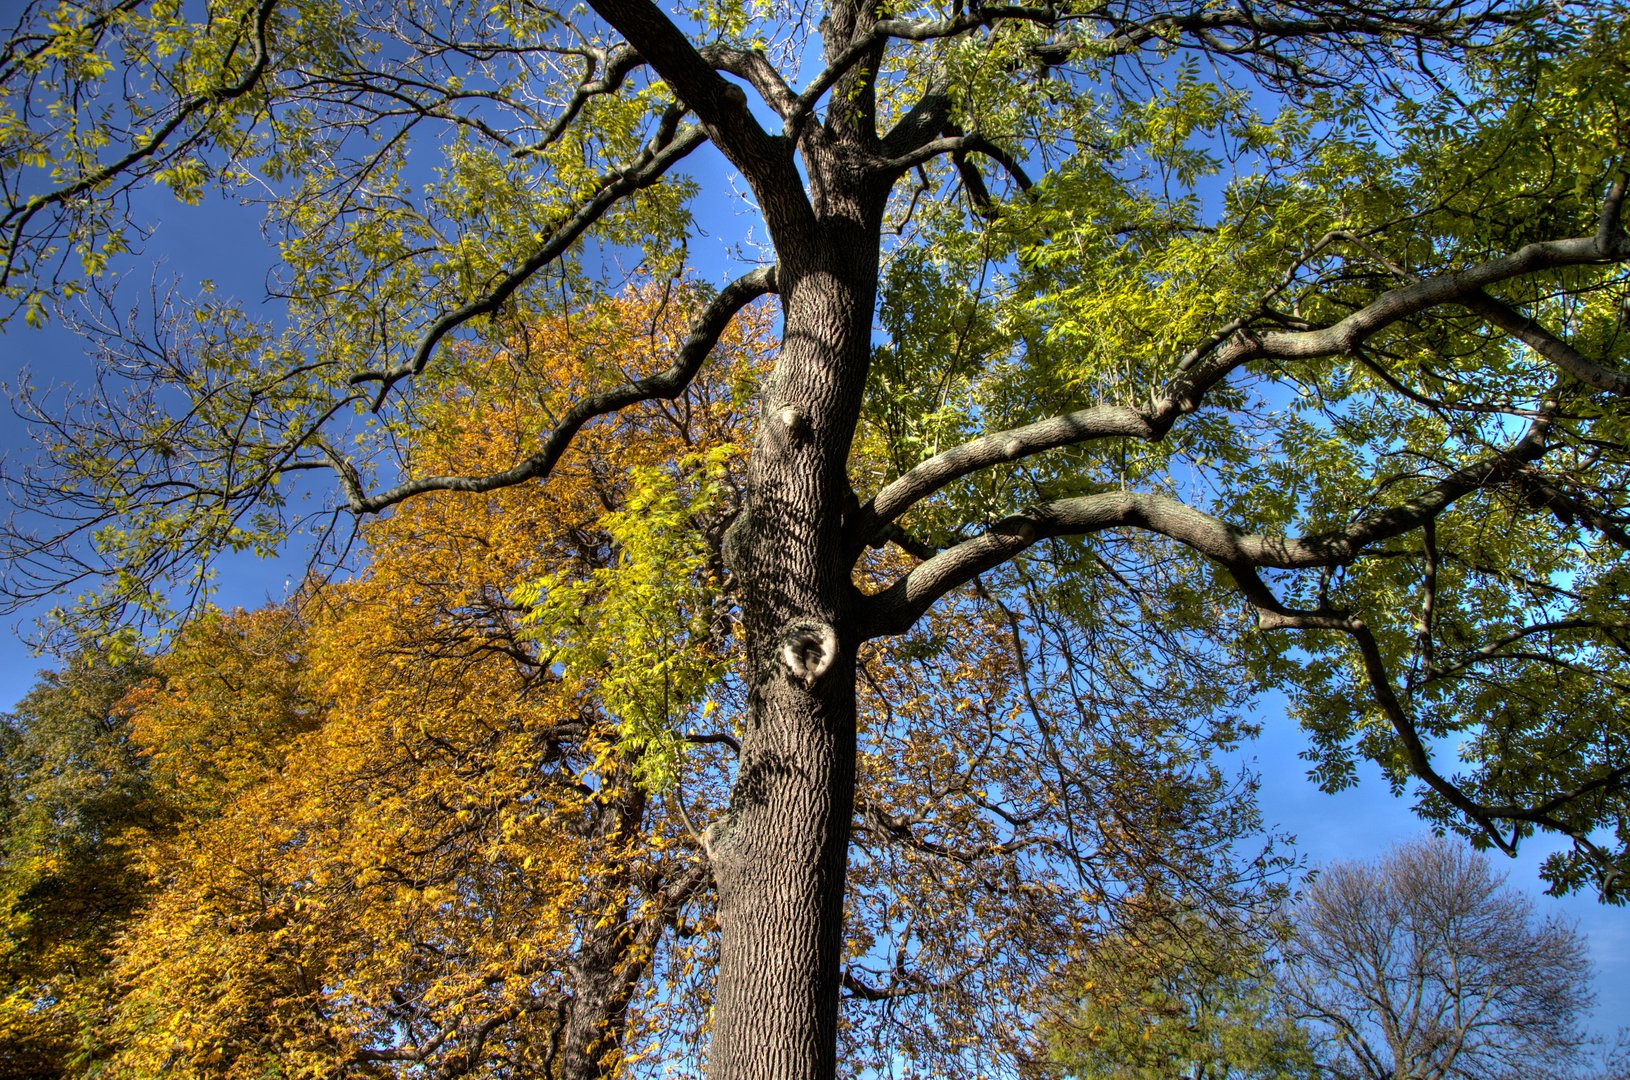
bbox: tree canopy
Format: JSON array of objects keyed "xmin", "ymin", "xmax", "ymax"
[
  {"xmin": 0, "ymin": 650, "xmax": 154, "ymax": 1077},
  {"xmin": 2, "ymin": 0, "xmax": 1628, "ymax": 1077},
  {"xmin": 1040, "ymin": 901, "xmax": 1313, "ymax": 1080},
  {"xmin": 3, "ymin": 287, "xmax": 1273, "ymax": 1077}
]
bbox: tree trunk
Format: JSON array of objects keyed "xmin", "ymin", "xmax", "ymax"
[
  {"xmin": 558, "ymin": 915, "xmax": 640, "ymax": 1080},
  {"xmin": 707, "ymin": 172, "xmax": 882, "ymax": 1079},
  {"xmin": 558, "ymin": 763, "xmax": 657, "ymax": 1080}
]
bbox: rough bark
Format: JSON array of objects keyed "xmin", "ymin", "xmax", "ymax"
[{"xmin": 707, "ymin": 147, "xmax": 886, "ymax": 1080}]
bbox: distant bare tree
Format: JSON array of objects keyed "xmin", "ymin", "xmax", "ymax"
[{"xmin": 1285, "ymin": 836, "xmax": 1593, "ymax": 1080}]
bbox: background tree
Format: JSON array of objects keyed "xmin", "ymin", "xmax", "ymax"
[
  {"xmin": 1039, "ymin": 902, "xmax": 1312, "ymax": 1080},
  {"xmin": 1284, "ymin": 836, "xmax": 1596, "ymax": 1080},
  {"xmin": 0, "ymin": 650, "xmax": 157, "ymax": 1078},
  {"xmin": 3, "ymin": 2, "xmax": 1629, "ymax": 1079}
]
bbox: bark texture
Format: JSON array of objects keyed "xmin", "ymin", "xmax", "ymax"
[{"xmin": 708, "ymin": 149, "xmax": 887, "ymax": 1080}]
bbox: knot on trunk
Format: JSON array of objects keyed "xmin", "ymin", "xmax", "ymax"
[
  {"xmin": 774, "ymin": 404, "xmax": 811, "ymax": 444},
  {"xmin": 702, "ymin": 814, "xmax": 736, "ymax": 863},
  {"xmin": 776, "ymin": 619, "xmax": 839, "ymax": 686}
]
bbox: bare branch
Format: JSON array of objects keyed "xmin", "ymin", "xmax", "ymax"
[{"xmin": 858, "ymin": 809, "xmax": 1056, "ymax": 866}]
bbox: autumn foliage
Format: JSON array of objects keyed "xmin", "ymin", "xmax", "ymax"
[{"xmin": 2, "ymin": 285, "xmax": 762, "ymax": 1077}]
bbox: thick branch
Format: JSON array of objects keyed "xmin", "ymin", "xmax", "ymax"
[
  {"xmin": 956, "ymin": 133, "xmax": 1035, "ymax": 193},
  {"xmin": 1462, "ymin": 290, "xmax": 1630, "ymax": 395},
  {"xmin": 1598, "ymin": 173, "xmax": 1628, "ymax": 253},
  {"xmin": 879, "ymin": 84, "xmax": 952, "ymax": 160},
  {"xmin": 879, "ymin": 113, "xmax": 1036, "ymax": 192},
  {"xmin": 1251, "ymin": 233, "xmax": 1628, "ymax": 361},
  {"xmin": 699, "ymin": 44, "xmax": 799, "ymax": 119},
  {"xmin": 860, "ymin": 397, "xmax": 1630, "ymax": 880},
  {"xmin": 850, "ymin": 405, "xmax": 1154, "ymax": 550},
  {"xmin": 342, "ymin": 264, "xmax": 778, "ymax": 514},
  {"xmin": 583, "ymin": 0, "xmax": 806, "ymax": 226},
  {"xmin": 861, "ymin": 422, "xmax": 1547, "ymax": 637}
]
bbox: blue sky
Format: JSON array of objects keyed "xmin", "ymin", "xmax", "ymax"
[{"xmin": 1, "ymin": 100, "xmax": 1625, "ymax": 1054}]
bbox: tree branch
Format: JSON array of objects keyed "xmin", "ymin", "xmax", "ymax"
[
  {"xmin": 351, "ymin": 114, "xmax": 708, "ymax": 408},
  {"xmin": 856, "ymin": 799, "xmax": 1056, "ymax": 865},
  {"xmin": 1425, "ymin": 617, "xmax": 1630, "ymax": 683},
  {"xmin": 699, "ymin": 44, "xmax": 799, "ymax": 121},
  {"xmin": 1312, "ymin": 610, "xmax": 1627, "ymax": 869},
  {"xmin": 345, "ymin": 264, "xmax": 778, "ymax": 515},
  {"xmin": 513, "ymin": 44, "xmax": 645, "ymax": 158},
  {"xmin": 1461, "ymin": 290, "xmax": 1630, "ymax": 395},
  {"xmin": 0, "ymin": 0, "xmax": 279, "ymax": 291},
  {"xmin": 879, "ymin": 120, "xmax": 1036, "ymax": 192},
  {"xmin": 861, "ymin": 417, "xmax": 1549, "ymax": 637},
  {"xmin": 849, "ymin": 405, "xmax": 1155, "ymax": 551},
  {"xmin": 583, "ymin": 0, "xmax": 806, "ymax": 225}
]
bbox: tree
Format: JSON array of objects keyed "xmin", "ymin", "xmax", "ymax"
[
  {"xmin": 1040, "ymin": 903, "xmax": 1312, "ymax": 1080},
  {"xmin": 1283, "ymin": 836, "xmax": 1595, "ymax": 1080},
  {"xmin": 0, "ymin": 650, "xmax": 157, "ymax": 1078},
  {"xmin": 68, "ymin": 286, "xmax": 1272, "ymax": 1078},
  {"xmin": 3, "ymin": 2, "xmax": 1629, "ymax": 1080}
]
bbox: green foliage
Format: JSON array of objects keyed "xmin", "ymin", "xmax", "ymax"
[
  {"xmin": 3, "ymin": 0, "xmax": 701, "ymax": 634},
  {"xmin": 0, "ymin": 650, "xmax": 159, "ymax": 1078},
  {"xmin": 1216, "ymin": 19, "xmax": 1630, "ymax": 893},
  {"xmin": 1042, "ymin": 909, "xmax": 1314, "ymax": 1080},
  {"xmin": 514, "ymin": 445, "xmax": 739, "ymax": 791}
]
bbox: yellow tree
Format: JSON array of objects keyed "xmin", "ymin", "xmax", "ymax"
[
  {"xmin": 102, "ymin": 284, "xmax": 770, "ymax": 1079},
  {"xmin": 108, "ymin": 603, "xmax": 339, "ymax": 1076}
]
